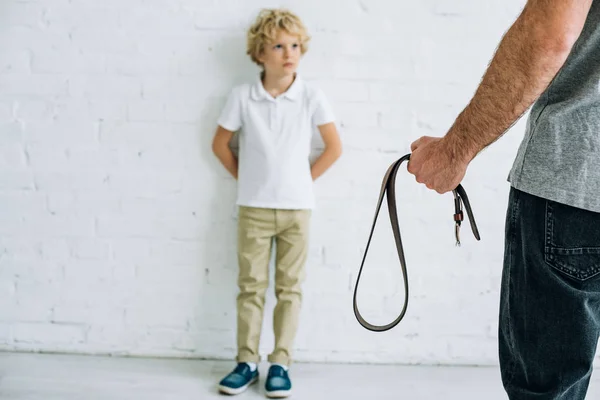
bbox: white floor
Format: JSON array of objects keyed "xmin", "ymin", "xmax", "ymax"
[{"xmin": 1, "ymin": 352, "xmax": 599, "ymax": 400}]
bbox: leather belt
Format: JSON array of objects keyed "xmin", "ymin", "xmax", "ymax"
[{"xmin": 352, "ymin": 153, "xmax": 481, "ymax": 332}]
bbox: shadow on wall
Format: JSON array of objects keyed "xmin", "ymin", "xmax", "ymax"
[{"xmin": 195, "ymin": 30, "xmax": 259, "ymax": 359}]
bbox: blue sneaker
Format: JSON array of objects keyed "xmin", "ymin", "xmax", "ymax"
[
  {"xmin": 265, "ymin": 365, "xmax": 292, "ymax": 398},
  {"xmin": 217, "ymin": 363, "xmax": 259, "ymax": 395}
]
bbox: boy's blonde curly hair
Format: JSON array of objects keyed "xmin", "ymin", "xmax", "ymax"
[{"xmin": 247, "ymin": 9, "xmax": 311, "ymax": 66}]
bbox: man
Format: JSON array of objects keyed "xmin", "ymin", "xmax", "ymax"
[{"xmin": 407, "ymin": 0, "xmax": 600, "ymax": 398}]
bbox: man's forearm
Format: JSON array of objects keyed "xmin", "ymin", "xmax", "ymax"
[{"xmin": 444, "ymin": 5, "xmax": 582, "ymax": 161}]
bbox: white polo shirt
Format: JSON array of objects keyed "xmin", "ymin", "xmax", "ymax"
[{"xmin": 217, "ymin": 74, "xmax": 335, "ymax": 210}]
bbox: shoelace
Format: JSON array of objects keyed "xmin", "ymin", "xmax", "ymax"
[{"xmin": 352, "ymin": 153, "xmax": 481, "ymax": 332}]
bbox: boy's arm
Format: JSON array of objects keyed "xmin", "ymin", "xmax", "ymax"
[
  {"xmin": 407, "ymin": 0, "xmax": 593, "ymax": 194},
  {"xmin": 212, "ymin": 126, "xmax": 238, "ymax": 179},
  {"xmin": 311, "ymin": 122, "xmax": 342, "ymax": 181}
]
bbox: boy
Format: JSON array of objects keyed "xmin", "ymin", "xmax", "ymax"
[{"xmin": 211, "ymin": 8, "xmax": 342, "ymax": 398}]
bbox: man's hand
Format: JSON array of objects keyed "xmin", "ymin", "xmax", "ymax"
[{"xmin": 407, "ymin": 136, "xmax": 471, "ymax": 194}]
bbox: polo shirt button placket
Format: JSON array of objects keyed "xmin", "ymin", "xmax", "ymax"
[{"xmin": 271, "ymin": 100, "xmax": 278, "ymax": 131}]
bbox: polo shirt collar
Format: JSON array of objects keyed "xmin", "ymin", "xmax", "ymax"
[{"xmin": 250, "ymin": 73, "xmax": 302, "ymax": 102}]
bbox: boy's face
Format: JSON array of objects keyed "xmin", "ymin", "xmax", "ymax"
[{"xmin": 259, "ymin": 30, "xmax": 301, "ymax": 78}]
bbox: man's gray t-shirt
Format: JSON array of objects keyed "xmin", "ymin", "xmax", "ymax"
[{"xmin": 508, "ymin": 1, "xmax": 600, "ymax": 212}]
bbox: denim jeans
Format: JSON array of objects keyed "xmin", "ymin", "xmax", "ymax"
[{"xmin": 499, "ymin": 187, "xmax": 600, "ymax": 399}]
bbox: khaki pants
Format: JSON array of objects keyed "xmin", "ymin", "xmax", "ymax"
[{"xmin": 235, "ymin": 206, "xmax": 311, "ymax": 366}]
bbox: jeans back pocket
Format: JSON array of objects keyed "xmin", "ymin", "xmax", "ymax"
[{"xmin": 545, "ymin": 200, "xmax": 600, "ymax": 281}]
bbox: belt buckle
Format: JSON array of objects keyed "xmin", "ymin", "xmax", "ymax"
[{"xmin": 453, "ymin": 190, "xmax": 464, "ymax": 247}]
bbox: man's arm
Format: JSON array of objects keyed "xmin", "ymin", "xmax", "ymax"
[
  {"xmin": 311, "ymin": 122, "xmax": 342, "ymax": 181},
  {"xmin": 212, "ymin": 126, "xmax": 238, "ymax": 179},
  {"xmin": 446, "ymin": 0, "xmax": 593, "ymax": 160},
  {"xmin": 408, "ymin": 0, "xmax": 593, "ymax": 193}
]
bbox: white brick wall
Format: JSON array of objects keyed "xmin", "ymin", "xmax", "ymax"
[{"xmin": 0, "ymin": 0, "xmax": 572, "ymax": 367}]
